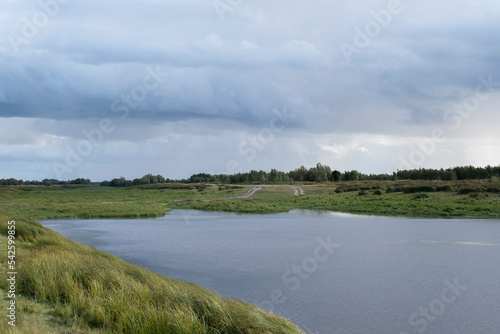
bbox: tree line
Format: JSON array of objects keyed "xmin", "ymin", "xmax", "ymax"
[
  {"xmin": 1, "ymin": 164, "xmax": 499, "ymax": 187},
  {"xmin": 186, "ymin": 164, "xmax": 500, "ymax": 184},
  {"xmin": 98, "ymin": 164, "xmax": 500, "ymax": 186},
  {"xmin": 0, "ymin": 178, "xmax": 92, "ymax": 186}
]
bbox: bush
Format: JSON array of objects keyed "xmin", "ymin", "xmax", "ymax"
[
  {"xmin": 404, "ymin": 186, "xmax": 436, "ymax": 194},
  {"xmin": 486, "ymin": 186, "xmax": 500, "ymax": 193},
  {"xmin": 334, "ymin": 188, "xmax": 343, "ymax": 193},
  {"xmin": 436, "ymin": 185, "xmax": 455, "ymax": 192},
  {"xmin": 358, "ymin": 191, "xmax": 368, "ymax": 196},
  {"xmin": 373, "ymin": 190, "xmax": 384, "ymax": 195},
  {"xmin": 470, "ymin": 192, "xmax": 489, "ymax": 199},
  {"xmin": 458, "ymin": 188, "xmax": 480, "ymax": 195},
  {"xmin": 412, "ymin": 193, "xmax": 430, "ymax": 200}
]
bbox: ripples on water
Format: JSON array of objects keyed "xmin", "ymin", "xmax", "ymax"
[{"xmin": 41, "ymin": 210, "xmax": 500, "ymax": 334}]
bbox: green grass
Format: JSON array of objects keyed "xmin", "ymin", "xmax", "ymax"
[
  {"xmin": 0, "ymin": 180, "xmax": 498, "ymax": 333},
  {"xmin": 0, "ymin": 184, "xmax": 246, "ymax": 204},
  {"xmin": 0, "ymin": 184, "xmax": 248, "ymax": 220},
  {"xmin": 0, "ymin": 287, "xmax": 101, "ymax": 334},
  {"xmin": 168, "ymin": 180, "xmax": 500, "ymax": 218},
  {"xmin": 0, "ymin": 214, "xmax": 304, "ymax": 333},
  {"xmin": 1, "ymin": 180, "xmax": 498, "ymax": 219}
]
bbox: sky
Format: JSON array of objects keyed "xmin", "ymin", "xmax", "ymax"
[{"xmin": 0, "ymin": 0, "xmax": 499, "ymax": 181}]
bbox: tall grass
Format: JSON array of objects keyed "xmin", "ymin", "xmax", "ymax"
[
  {"xmin": 0, "ymin": 286, "xmax": 100, "ymax": 334},
  {"xmin": 0, "ymin": 215, "xmax": 303, "ymax": 333}
]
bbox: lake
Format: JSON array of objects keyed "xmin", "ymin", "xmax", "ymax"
[{"xmin": 40, "ymin": 210, "xmax": 500, "ymax": 334}]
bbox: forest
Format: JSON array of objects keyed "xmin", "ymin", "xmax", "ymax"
[{"xmin": 1, "ymin": 164, "xmax": 499, "ymax": 187}]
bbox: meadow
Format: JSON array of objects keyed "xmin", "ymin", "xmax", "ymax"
[
  {"xmin": 169, "ymin": 180, "xmax": 500, "ymax": 218},
  {"xmin": 0, "ymin": 183, "xmax": 244, "ymax": 220},
  {"xmin": 0, "ymin": 180, "xmax": 499, "ymax": 333},
  {"xmin": 1, "ymin": 180, "xmax": 499, "ymax": 220}
]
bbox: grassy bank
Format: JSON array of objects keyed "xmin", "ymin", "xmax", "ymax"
[
  {"xmin": 1, "ymin": 180, "xmax": 499, "ymax": 219},
  {"xmin": 169, "ymin": 180, "xmax": 500, "ymax": 218},
  {"xmin": 0, "ymin": 184, "xmax": 245, "ymax": 220},
  {"xmin": 0, "ymin": 213, "xmax": 303, "ymax": 333},
  {"xmin": 1, "ymin": 180, "xmax": 498, "ymax": 332},
  {"xmin": 0, "ymin": 286, "xmax": 101, "ymax": 334}
]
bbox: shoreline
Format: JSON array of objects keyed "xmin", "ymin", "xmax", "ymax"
[
  {"xmin": 1, "ymin": 181, "xmax": 498, "ymax": 332},
  {"xmin": 2, "ymin": 180, "xmax": 499, "ymax": 220},
  {"xmin": 0, "ymin": 212, "xmax": 304, "ymax": 334}
]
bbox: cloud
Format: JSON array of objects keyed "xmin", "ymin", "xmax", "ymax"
[
  {"xmin": 0, "ymin": 0, "xmax": 499, "ymax": 179},
  {"xmin": 319, "ymin": 144, "xmax": 348, "ymax": 157},
  {"xmin": 357, "ymin": 147, "xmax": 370, "ymax": 154}
]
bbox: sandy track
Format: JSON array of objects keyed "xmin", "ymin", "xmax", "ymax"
[
  {"xmin": 169, "ymin": 186, "xmax": 263, "ymax": 202},
  {"xmin": 228, "ymin": 186, "xmax": 263, "ymax": 199}
]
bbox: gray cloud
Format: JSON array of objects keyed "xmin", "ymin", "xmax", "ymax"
[{"xmin": 0, "ymin": 0, "xmax": 499, "ymax": 180}]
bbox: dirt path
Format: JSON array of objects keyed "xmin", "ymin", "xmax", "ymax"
[
  {"xmin": 228, "ymin": 186, "xmax": 263, "ymax": 199},
  {"xmin": 290, "ymin": 186, "xmax": 304, "ymax": 196},
  {"xmin": 161, "ymin": 186, "xmax": 263, "ymax": 203}
]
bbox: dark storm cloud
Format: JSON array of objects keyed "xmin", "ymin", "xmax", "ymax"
[
  {"xmin": 2, "ymin": 1, "xmax": 498, "ymax": 128},
  {"xmin": 1, "ymin": 0, "xmax": 499, "ymax": 179}
]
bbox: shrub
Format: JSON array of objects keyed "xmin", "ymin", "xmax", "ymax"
[
  {"xmin": 358, "ymin": 191, "xmax": 368, "ymax": 196},
  {"xmin": 404, "ymin": 186, "xmax": 436, "ymax": 194},
  {"xmin": 412, "ymin": 193, "xmax": 430, "ymax": 200},
  {"xmin": 458, "ymin": 188, "xmax": 480, "ymax": 195},
  {"xmin": 373, "ymin": 190, "xmax": 384, "ymax": 195},
  {"xmin": 470, "ymin": 192, "xmax": 489, "ymax": 199},
  {"xmin": 486, "ymin": 186, "xmax": 500, "ymax": 193},
  {"xmin": 436, "ymin": 185, "xmax": 455, "ymax": 192}
]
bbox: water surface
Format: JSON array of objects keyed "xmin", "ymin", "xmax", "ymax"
[{"xmin": 41, "ymin": 210, "xmax": 500, "ymax": 334}]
